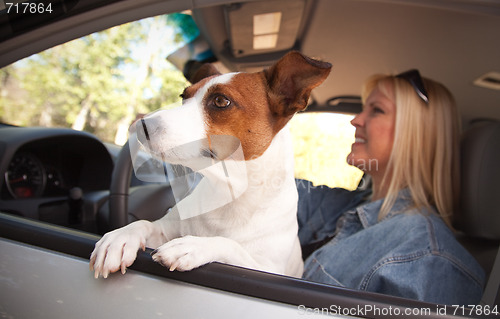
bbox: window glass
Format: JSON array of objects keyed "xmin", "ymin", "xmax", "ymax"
[
  {"xmin": 0, "ymin": 13, "xmax": 197, "ymax": 145},
  {"xmin": 289, "ymin": 112, "xmax": 363, "ymax": 190},
  {"xmin": 0, "ymin": 11, "xmax": 364, "ymax": 191}
]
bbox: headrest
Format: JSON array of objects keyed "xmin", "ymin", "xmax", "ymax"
[{"xmin": 457, "ymin": 121, "xmax": 500, "ymax": 240}]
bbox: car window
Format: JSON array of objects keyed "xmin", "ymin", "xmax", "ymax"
[
  {"xmin": 0, "ymin": 13, "xmax": 195, "ymax": 145},
  {"xmin": 289, "ymin": 112, "xmax": 363, "ymax": 190},
  {"xmin": 0, "ymin": 11, "xmax": 363, "ymax": 191}
]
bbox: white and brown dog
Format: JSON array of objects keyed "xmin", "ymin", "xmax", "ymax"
[{"xmin": 90, "ymin": 51, "xmax": 331, "ymax": 278}]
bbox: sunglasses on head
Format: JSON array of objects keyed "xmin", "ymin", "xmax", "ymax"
[{"xmin": 396, "ymin": 69, "xmax": 429, "ymax": 104}]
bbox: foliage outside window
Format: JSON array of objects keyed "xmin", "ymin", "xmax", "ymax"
[{"xmin": 0, "ymin": 14, "xmax": 195, "ymax": 145}]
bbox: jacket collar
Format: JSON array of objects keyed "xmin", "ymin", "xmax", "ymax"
[{"xmin": 355, "ymin": 188, "xmax": 414, "ymax": 229}]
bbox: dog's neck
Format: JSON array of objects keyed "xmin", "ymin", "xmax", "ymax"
[{"xmin": 239, "ymin": 126, "xmax": 295, "ymax": 205}]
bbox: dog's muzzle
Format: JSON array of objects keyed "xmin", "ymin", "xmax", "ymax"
[{"xmin": 128, "ymin": 104, "xmax": 248, "ymax": 220}]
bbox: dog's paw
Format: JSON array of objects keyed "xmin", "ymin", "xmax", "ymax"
[
  {"xmin": 89, "ymin": 221, "xmax": 151, "ymax": 278},
  {"xmin": 151, "ymin": 236, "xmax": 218, "ymax": 272}
]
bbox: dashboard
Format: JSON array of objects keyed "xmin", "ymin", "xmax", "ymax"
[{"xmin": 0, "ymin": 125, "xmax": 114, "ymax": 230}]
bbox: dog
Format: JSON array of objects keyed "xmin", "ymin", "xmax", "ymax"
[{"xmin": 89, "ymin": 51, "xmax": 331, "ymax": 278}]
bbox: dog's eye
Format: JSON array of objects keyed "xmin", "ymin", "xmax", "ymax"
[{"xmin": 213, "ymin": 95, "xmax": 231, "ymax": 108}]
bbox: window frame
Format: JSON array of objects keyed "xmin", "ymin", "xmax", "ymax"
[{"xmin": 0, "ymin": 212, "xmax": 474, "ymax": 318}]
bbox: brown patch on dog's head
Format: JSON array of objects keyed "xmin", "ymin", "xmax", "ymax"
[{"xmin": 182, "ymin": 52, "xmax": 332, "ymax": 160}]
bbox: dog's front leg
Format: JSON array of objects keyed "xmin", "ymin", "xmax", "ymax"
[
  {"xmin": 90, "ymin": 220, "xmax": 166, "ymax": 278},
  {"xmin": 151, "ymin": 236, "xmax": 264, "ymax": 272}
]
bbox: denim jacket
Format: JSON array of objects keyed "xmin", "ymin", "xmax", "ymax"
[{"xmin": 296, "ymin": 179, "xmax": 485, "ymax": 305}]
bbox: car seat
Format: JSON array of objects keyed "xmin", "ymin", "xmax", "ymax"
[{"xmin": 456, "ymin": 120, "xmax": 500, "ymax": 306}]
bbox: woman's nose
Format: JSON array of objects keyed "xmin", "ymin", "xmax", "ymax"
[{"xmin": 350, "ymin": 111, "xmax": 364, "ymax": 127}]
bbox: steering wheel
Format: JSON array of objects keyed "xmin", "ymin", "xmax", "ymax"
[
  {"xmin": 107, "ymin": 141, "xmax": 178, "ymax": 231},
  {"xmin": 108, "ymin": 141, "xmax": 133, "ymax": 229}
]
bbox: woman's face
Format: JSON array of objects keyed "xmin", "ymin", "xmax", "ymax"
[{"xmin": 347, "ymin": 85, "xmax": 396, "ymax": 177}]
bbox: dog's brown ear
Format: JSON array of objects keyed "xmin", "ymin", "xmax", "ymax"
[
  {"xmin": 265, "ymin": 51, "xmax": 331, "ymax": 117},
  {"xmin": 188, "ymin": 63, "xmax": 222, "ymax": 84}
]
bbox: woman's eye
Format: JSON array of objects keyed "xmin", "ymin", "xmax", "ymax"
[
  {"xmin": 213, "ymin": 95, "xmax": 231, "ymax": 108},
  {"xmin": 373, "ymin": 106, "xmax": 384, "ymax": 114}
]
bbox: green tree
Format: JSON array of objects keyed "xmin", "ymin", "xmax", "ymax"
[{"xmin": 0, "ymin": 14, "xmax": 190, "ymax": 144}]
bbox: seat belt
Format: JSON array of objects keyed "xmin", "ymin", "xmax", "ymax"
[{"xmin": 481, "ymin": 244, "xmax": 500, "ymax": 306}]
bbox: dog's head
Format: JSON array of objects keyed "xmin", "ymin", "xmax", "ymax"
[{"xmin": 133, "ymin": 51, "xmax": 331, "ymax": 163}]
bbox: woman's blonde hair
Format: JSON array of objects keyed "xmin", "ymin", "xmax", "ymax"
[{"xmin": 362, "ymin": 73, "xmax": 461, "ymax": 228}]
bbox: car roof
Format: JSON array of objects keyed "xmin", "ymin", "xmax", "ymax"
[
  {"xmin": 191, "ymin": 0, "xmax": 500, "ymax": 127},
  {"xmin": 1, "ymin": 0, "xmax": 499, "ymax": 127}
]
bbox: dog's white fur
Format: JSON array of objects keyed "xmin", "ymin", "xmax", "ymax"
[{"xmin": 90, "ymin": 73, "xmax": 303, "ymax": 278}]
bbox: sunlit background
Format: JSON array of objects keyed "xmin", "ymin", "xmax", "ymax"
[{"xmin": 289, "ymin": 113, "xmax": 363, "ymax": 190}]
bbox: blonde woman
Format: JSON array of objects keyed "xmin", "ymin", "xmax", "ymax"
[{"xmin": 297, "ymin": 70, "xmax": 484, "ymax": 305}]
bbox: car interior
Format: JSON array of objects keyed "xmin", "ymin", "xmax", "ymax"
[
  {"xmin": 1, "ymin": 0, "xmax": 499, "ymax": 314},
  {"xmin": 458, "ymin": 120, "xmax": 500, "ymax": 307}
]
